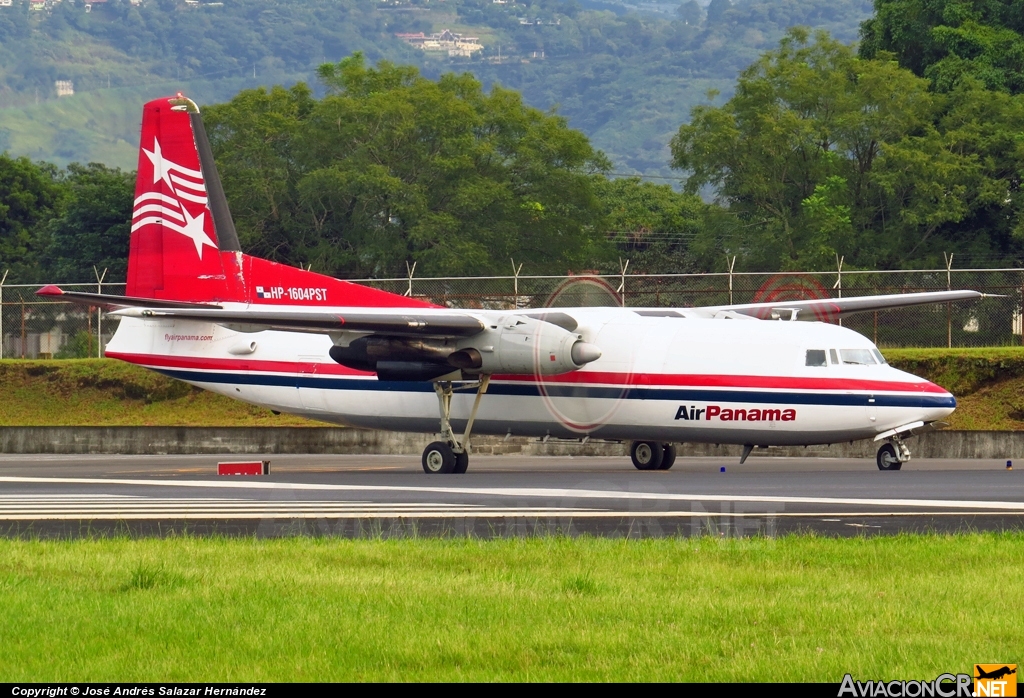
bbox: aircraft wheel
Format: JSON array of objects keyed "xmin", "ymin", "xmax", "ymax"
[
  {"xmin": 876, "ymin": 443, "xmax": 903, "ymax": 471},
  {"xmin": 659, "ymin": 443, "xmax": 677, "ymax": 470},
  {"xmin": 453, "ymin": 450, "xmax": 469, "ymax": 474},
  {"xmin": 630, "ymin": 441, "xmax": 664, "ymax": 470},
  {"xmin": 422, "ymin": 441, "xmax": 457, "ymax": 474}
]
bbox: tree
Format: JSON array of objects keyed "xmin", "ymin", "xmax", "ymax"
[
  {"xmin": 0, "ymin": 155, "xmax": 63, "ymax": 282},
  {"xmin": 205, "ymin": 54, "xmax": 613, "ymax": 278},
  {"xmin": 45, "ymin": 163, "xmax": 134, "ymax": 283},
  {"xmin": 860, "ymin": 0, "xmax": 1024, "ymax": 93},
  {"xmin": 677, "ymin": 1, "xmax": 704, "ymax": 26},
  {"xmin": 598, "ymin": 177, "xmax": 717, "ymax": 272},
  {"xmin": 669, "ymin": 29, "xmax": 1009, "ymax": 269}
]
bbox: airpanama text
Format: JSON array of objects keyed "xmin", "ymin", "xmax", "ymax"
[
  {"xmin": 674, "ymin": 404, "xmax": 796, "ymax": 421},
  {"xmin": 164, "ymin": 334, "xmax": 213, "ymax": 342}
]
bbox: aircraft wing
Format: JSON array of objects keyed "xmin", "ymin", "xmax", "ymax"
[
  {"xmin": 38, "ymin": 285, "xmax": 486, "ymax": 338},
  {"xmin": 696, "ymin": 290, "xmax": 986, "ymax": 321}
]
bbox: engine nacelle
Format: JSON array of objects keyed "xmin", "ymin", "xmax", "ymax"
[{"xmin": 448, "ymin": 315, "xmax": 601, "ymax": 375}]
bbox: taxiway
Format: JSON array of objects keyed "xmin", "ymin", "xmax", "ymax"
[{"xmin": 0, "ymin": 453, "xmax": 1021, "ymax": 538}]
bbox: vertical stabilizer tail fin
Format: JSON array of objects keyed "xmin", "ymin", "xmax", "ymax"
[
  {"xmin": 127, "ymin": 94, "xmax": 245, "ymax": 303},
  {"xmin": 126, "ymin": 95, "xmax": 433, "ymax": 310}
]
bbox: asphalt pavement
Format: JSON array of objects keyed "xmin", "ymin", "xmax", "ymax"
[{"xmin": 0, "ymin": 453, "xmax": 1021, "ymax": 538}]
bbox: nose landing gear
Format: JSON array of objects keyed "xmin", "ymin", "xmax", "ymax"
[{"xmin": 421, "ymin": 377, "xmax": 490, "ymax": 474}]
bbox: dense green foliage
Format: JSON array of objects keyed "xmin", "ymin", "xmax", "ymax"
[
  {"xmin": 9, "ymin": 0, "xmax": 1024, "ymax": 276},
  {"xmin": 205, "ymin": 55, "xmax": 612, "ymax": 277},
  {"xmin": 860, "ymin": 0, "xmax": 1024, "ymax": 92},
  {"xmin": 671, "ymin": 28, "xmax": 1024, "ymax": 270},
  {"xmin": 0, "ymin": 156, "xmax": 134, "ymax": 282}
]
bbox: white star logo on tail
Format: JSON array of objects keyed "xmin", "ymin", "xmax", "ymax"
[
  {"xmin": 179, "ymin": 206, "xmax": 217, "ymax": 258},
  {"xmin": 134, "ymin": 139, "xmax": 217, "ymax": 259}
]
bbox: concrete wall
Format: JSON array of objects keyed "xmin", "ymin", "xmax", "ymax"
[{"xmin": 0, "ymin": 426, "xmax": 1022, "ymax": 459}]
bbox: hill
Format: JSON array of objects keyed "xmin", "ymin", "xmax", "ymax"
[{"xmin": 0, "ymin": 0, "xmax": 872, "ymax": 174}]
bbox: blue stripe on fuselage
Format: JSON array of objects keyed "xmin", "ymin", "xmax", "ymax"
[{"xmin": 152, "ymin": 368, "xmax": 957, "ymax": 409}]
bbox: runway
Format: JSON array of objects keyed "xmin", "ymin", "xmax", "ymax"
[{"xmin": 0, "ymin": 453, "xmax": 1022, "ymax": 538}]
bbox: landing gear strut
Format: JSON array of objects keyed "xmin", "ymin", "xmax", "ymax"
[
  {"xmin": 421, "ymin": 376, "xmax": 490, "ymax": 474},
  {"xmin": 876, "ymin": 435, "xmax": 910, "ymax": 471}
]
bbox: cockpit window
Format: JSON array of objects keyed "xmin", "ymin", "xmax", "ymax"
[
  {"xmin": 805, "ymin": 349, "xmax": 827, "ymax": 367},
  {"xmin": 872, "ymin": 349, "xmax": 887, "ymax": 365},
  {"xmin": 840, "ymin": 349, "xmax": 877, "ymax": 365},
  {"xmin": 829, "ymin": 349, "xmax": 839, "ymax": 365}
]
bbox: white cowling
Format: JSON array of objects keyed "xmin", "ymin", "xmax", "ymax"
[{"xmin": 452, "ymin": 315, "xmax": 601, "ymax": 375}]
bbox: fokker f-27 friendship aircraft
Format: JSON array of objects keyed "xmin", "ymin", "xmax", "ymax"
[{"xmin": 40, "ymin": 96, "xmax": 983, "ymax": 474}]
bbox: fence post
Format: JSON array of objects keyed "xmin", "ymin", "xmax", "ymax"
[
  {"xmin": 944, "ymin": 252, "xmax": 953, "ymax": 348},
  {"xmin": 727, "ymin": 255, "xmax": 736, "ymax": 305},
  {"xmin": 404, "ymin": 261, "xmax": 417, "ymax": 298},
  {"xmin": 617, "ymin": 258, "xmax": 629, "ymax": 307},
  {"xmin": 511, "ymin": 258, "xmax": 523, "ymax": 310},
  {"xmin": 0, "ymin": 269, "xmax": 7, "ymax": 360},
  {"xmin": 20, "ymin": 299, "xmax": 26, "ymax": 359},
  {"xmin": 833, "ymin": 254, "xmax": 844, "ymax": 326},
  {"xmin": 94, "ymin": 266, "xmax": 107, "ymax": 358}
]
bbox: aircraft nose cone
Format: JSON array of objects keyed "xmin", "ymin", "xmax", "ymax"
[{"xmin": 571, "ymin": 341, "xmax": 602, "ymax": 366}]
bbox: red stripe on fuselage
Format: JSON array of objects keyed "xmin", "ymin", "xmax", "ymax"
[{"xmin": 105, "ymin": 351, "xmax": 947, "ymax": 394}]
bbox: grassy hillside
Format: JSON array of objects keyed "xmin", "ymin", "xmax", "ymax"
[
  {"xmin": 0, "ymin": 0, "xmax": 872, "ymax": 175},
  {"xmin": 886, "ymin": 348, "xmax": 1024, "ymax": 431},
  {"xmin": 0, "ymin": 359, "xmax": 314, "ymax": 426},
  {"xmin": 2, "ymin": 349, "xmax": 1024, "ymax": 429},
  {"xmin": 0, "ymin": 76, "xmax": 296, "ymax": 169}
]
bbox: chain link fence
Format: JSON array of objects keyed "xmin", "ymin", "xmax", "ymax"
[{"xmin": 3, "ymin": 269, "xmax": 1022, "ymax": 358}]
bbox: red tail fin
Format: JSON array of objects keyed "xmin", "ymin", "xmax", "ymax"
[{"xmin": 127, "ymin": 95, "xmax": 429, "ymax": 309}]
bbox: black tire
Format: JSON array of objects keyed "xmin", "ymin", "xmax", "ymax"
[
  {"xmin": 422, "ymin": 441, "xmax": 457, "ymax": 474},
  {"xmin": 876, "ymin": 443, "xmax": 903, "ymax": 471},
  {"xmin": 659, "ymin": 443, "xmax": 677, "ymax": 470},
  {"xmin": 453, "ymin": 450, "xmax": 469, "ymax": 474},
  {"xmin": 630, "ymin": 441, "xmax": 664, "ymax": 470}
]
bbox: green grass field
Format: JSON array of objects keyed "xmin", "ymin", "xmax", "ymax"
[
  {"xmin": 0, "ymin": 535, "xmax": 1020, "ymax": 681},
  {"xmin": 4, "ymin": 349, "xmax": 1024, "ymax": 429}
]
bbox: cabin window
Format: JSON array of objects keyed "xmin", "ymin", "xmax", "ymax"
[
  {"xmin": 829, "ymin": 349, "xmax": 839, "ymax": 365},
  {"xmin": 872, "ymin": 349, "xmax": 887, "ymax": 365},
  {"xmin": 805, "ymin": 349, "xmax": 827, "ymax": 367},
  {"xmin": 840, "ymin": 348, "xmax": 876, "ymax": 365}
]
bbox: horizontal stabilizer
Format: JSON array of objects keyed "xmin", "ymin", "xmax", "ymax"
[
  {"xmin": 108, "ymin": 306, "xmax": 486, "ymax": 337},
  {"xmin": 36, "ymin": 285, "xmax": 222, "ymax": 310}
]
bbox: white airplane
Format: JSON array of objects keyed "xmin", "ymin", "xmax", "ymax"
[{"xmin": 39, "ymin": 95, "xmax": 983, "ymax": 474}]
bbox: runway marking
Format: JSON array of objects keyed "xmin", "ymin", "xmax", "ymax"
[
  {"xmin": 2, "ymin": 476, "xmax": 1024, "ymax": 512},
  {"xmin": 0, "ymin": 494, "xmax": 603, "ymax": 520}
]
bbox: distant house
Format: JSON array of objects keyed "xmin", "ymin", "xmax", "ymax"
[
  {"xmin": 29, "ymin": 0, "xmax": 45, "ymax": 10},
  {"xmin": 396, "ymin": 29, "xmax": 483, "ymax": 57},
  {"xmin": 0, "ymin": 0, "xmax": 14, "ymax": 8},
  {"xmin": 55, "ymin": 80, "xmax": 74, "ymax": 97}
]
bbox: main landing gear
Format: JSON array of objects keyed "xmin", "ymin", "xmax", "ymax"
[
  {"xmin": 630, "ymin": 441, "xmax": 677, "ymax": 470},
  {"xmin": 876, "ymin": 435, "xmax": 910, "ymax": 471},
  {"xmin": 422, "ymin": 377, "xmax": 490, "ymax": 474}
]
